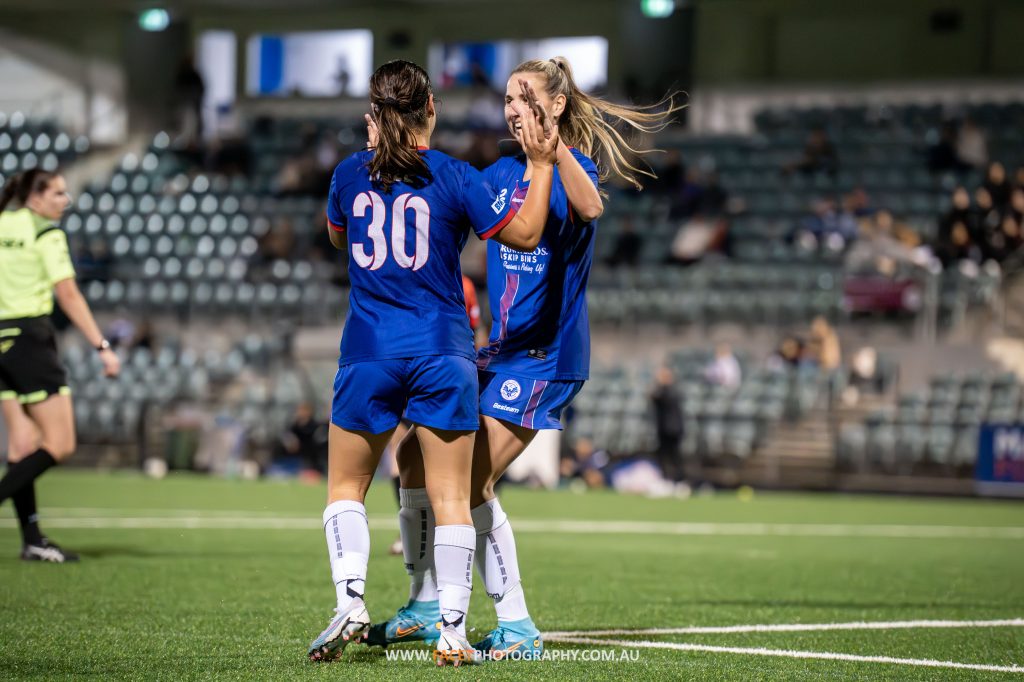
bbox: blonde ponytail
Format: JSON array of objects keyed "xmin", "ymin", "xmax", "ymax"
[{"xmin": 513, "ymin": 57, "xmax": 684, "ymax": 191}]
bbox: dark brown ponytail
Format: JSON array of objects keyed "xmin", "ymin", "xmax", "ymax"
[
  {"xmin": 366, "ymin": 60, "xmax": 433, "ymax": 193},
  {"xmin": 0, "ymin": 168, "xmax": 58, "ymax": 212}
]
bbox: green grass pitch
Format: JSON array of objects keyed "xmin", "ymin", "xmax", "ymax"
[{"xmin": 1, "ymin": 471, "xmax": 1023, "ymax": 680}]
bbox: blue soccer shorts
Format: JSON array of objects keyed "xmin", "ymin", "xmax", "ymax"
[
  {"xmin": 332, "ymin": 355, "xmax": 479, "ymax": 434},
  {"xmin": 478, "ymin": 370, "xmax": 584, "ymax": 431}
]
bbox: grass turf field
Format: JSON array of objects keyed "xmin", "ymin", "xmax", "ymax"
[{"xmin": 1, "ymin": 471, "xmax": 1023, "ymax": 680}]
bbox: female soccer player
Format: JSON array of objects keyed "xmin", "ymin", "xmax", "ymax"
[
  {"xmin": 375, "ymin": 57, "xmax": 681, "ymax": 659},
  {"xmin": 0, "ymin": 168, "xmax": 121, "ymax": 562},
  {"xmin": 306, "ymin": 59, "xmax": 558, "ymax": 665}
]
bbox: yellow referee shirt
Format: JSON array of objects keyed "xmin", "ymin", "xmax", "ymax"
[{"xmin": 0, "ymin": 208, "xmax": 76, "ymax": 320}]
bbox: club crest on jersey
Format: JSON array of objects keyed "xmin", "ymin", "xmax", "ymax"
[
  {"xmin": 491, "ymin": 188, "xmax": 508, "ymax": 214},
  {"xmin": 500, "ymin": 380, "xmax": 521, "ymax": 401}
]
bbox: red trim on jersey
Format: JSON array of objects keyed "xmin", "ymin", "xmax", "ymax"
[
  {"xmin": 479, "ymin": 206, "xmax": 517, "ymax": 240},
  {"xmin": 328, "ymin": 218, "xmax": 346, "ymax": 233}
]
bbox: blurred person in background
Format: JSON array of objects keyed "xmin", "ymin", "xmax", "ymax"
[
  {"xmin": 807, "ymin": 316, "xmax": 841, "ymax": 373},
  {"xmin": 704, "ymin": 343, "xmax": 741, "ymax": 389},
  {"xmin": 270, "ymin": 402, "xmax": 328, "ymax": 476},
  {"xmin": 605, "ymin": 216, "xmax": 643, "ymax": 267},
  {"xmin": 927, "ymin": 122, "xmax": 963, "ymax": 174},
  {"xmin": 955, "ymin": 117, "xmax": 988, "ymax": 170},
  {"xmin": 559, "ymin": 436, "xmax": 609, "ymax": 489},
  {"xmin": 935, "ymin": 219, "xmax": 982, "ymax": 268},
  {"xmin": 0, "ymin": 169, "xmax": 120, "ymax": 563},
  {"xmin": 845, "ymin": 210, "xmax": 922, "ymax": 275},
  {"xmin": 650, "ymin": 366, "xmax": 685, "ymax": 484},
  {"xmin": 984, "ymin": 161, "xmax": 1012, "ymax": 209},
  {"xmin": 973, "ymin": 187, "xmax": 1001, "ymax": 237},
  {"xmin": 785, "ymin": 127, "xmax": 838, "ymax": 177},
  {"xmin": 767, "ymin": 335, "xmax": 806, "ymax": 372}
]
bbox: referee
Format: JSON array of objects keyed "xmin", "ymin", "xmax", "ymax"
[{"xmin": 0, "ymin": 168, "xmax": 120, "ymax": 562}]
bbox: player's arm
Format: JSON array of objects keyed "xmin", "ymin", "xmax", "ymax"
[
  {"xmin": 491, "ymin": 95, "xmax": 559, "ymax": 251},
  {"xmin": 53, "ymin": 279, "xmax": 119, "ymax": 377},
  {"xmin": 556, "ymin": 142, "xmax": 603, "ymax": 222},
  {"xmin": 326, "ymin": 169, "xmax": 348, "ymax": 250},
  {"xmin": 37, "ymin": 229, "xmax": 119, "ymax": 376},
  {"xmin": 327, "ymin": 220, "xmax": 346, "ymax": 250}
]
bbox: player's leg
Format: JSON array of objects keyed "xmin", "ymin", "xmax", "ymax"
[
  {"xmin": 309, "ymin": 360, "xmax": 402, "ymax": 662},
  {"xmin": 363, "ymin": 426, "xmax": 442, "ymax": 648},
  {"xmin": 471, "ymin": 374, "xmax": 583, "ymax": 660},
  {"xmin": 387, "ymin": 421, "xmax": 411, "ymax": 555},
  {"xmin": 0, "ymin": 395, "xmax": 76, "ymax": 561},
  {"xmin": 0, "ymin": 393, "xmax": 73, "ymax": 506},
  {"xmin": 417, "ymin": 425, "xmax": 479, "ymax": 665},
  {"xmin": 469, "ymin": 416, "xmax": 542, "ymax": 658},
  {"xmin": 2, "ymin": 399, "xmax": 46, "ymax": 551},
  {"xmin": 405, "ymin": 355, "xmax": 481, "ymax": 665}
]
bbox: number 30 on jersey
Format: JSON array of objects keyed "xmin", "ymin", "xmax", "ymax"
[{"xmin": 351, "ymin": 191, "xmax": 430, "ymax": 271}]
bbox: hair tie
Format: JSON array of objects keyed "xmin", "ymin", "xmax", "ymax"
[{"xmin": 381, "ymin": 96, "xmax": 402, "ymax": 107}]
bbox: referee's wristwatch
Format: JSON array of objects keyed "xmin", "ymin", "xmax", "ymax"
[{"xmin": 96, "ymin": 339, "xmax": 111, "ymax": 352}]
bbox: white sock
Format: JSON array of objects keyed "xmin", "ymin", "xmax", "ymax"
[
  {"xmin": 398, "ymin": 487, "xmax": 438, "ymax": 603},
  {"xmin": 472, "ymin": 498, "xmax": 530, "ymax": 624},
  {"xmin": 323, "ymin": 500, "xmax": 369, "ymax": 613},
  {"xmin": 434, "ymin": 524, "xmax": 475, "ymax": 636}
]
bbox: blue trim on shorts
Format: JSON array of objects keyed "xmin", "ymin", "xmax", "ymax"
[{"xmin": 478, "ymin": 370, "xmax": 584, "ymax": 431}]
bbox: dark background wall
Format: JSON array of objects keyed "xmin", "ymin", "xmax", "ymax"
[{"xmin": 0, "ymin": 0, "xmax": 1020, "ymax": 133}]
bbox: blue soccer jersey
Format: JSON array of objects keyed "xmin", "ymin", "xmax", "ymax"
[
  {"xmin": 476, "ymin": 148, "xmax": 599, "ymax": 381},
  {"xmin": 328, "ymin": 149, "xmax": 515, "ymax": 365}
]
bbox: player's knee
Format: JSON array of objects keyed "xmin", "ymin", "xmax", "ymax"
[
  {"xmin": 44, "ymin": 438, "xmax": 75, "ymax": 461},
  {"xmin": 8, "ymin": 432, "xmax": 40, "ymax": 460}
]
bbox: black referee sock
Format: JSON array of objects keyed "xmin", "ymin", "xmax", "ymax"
[
  {"xmin": 0, "ymin": 448, "xmax": 57, "ymax": 506},
  {"xmin": 12, "ymin": 483, "xmax": 43, "ymax": 546}
]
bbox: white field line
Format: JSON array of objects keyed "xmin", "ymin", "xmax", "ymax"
[
  {"xmin": 2, "ymin": 513, "xmax": 1023, "ymax": 539},
  {"xmin": 546, "ymin": 635, "xmax": 1024, "ymax": 674},
  {"xmin": 545, "ymin": 618, "xmax": 1024, "ymax": 638}
]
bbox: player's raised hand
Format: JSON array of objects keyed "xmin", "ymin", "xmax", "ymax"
[
  {"xmin": 519, "ymin": 79, "xmax": 553, "ymax": 139},
  {"xmin": 364, "ymin": 113, "xmax": 379, "ymax": 149},
  {"xmin": 513, "ymin": 99, "xmax": 559, "ymax": 168}
]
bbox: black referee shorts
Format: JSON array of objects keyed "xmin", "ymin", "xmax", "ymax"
[{"xmin": 0, "ymin": 316, "xmax": 70, "ymax": 405}]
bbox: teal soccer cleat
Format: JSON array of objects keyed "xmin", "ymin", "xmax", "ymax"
[
  {"xmin": 473, "ymin": 617, "xmax": 544, "ymax": 661},
  {"xmin": 363, "ymin": 600, "xmax": 441, "ymax": 647},
  {"xmin": 307, "ymin": 599, "xmax": 371, "ymax": 662}
]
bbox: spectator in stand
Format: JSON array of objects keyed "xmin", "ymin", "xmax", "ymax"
[
  {"xmin": 605, "ymin": 217, "xmax": 643, "ymax": 267},
  {"xmin": 956, "ymin": 117, "xmax": 988, "ymax": 170},
  {"xmin": 650, "ymin": 366, "xmax": 685, "ymax": 484},
  {"xmin": 767, "ymin": 335, "xmax": 805, "ymax": 372},
  {"xmin": 846, "ymin": 186, "xmax": 875, "ymax": 218},
  {"xmin": 846, "ymin": 210, "xmax": 922, "ymax": 275},
  {"xmin": 1014, "ymin": 166, "xmax": 1024, "ymax": 191},
  {"xmin": 704, "ymin": 343, "xmax": 741, "ymax": 389},
  {"xmin": 974, "ymin": 187, "xmax": 1002, "ymax": 238},
  {"xmin": 940, "ymin": 187, "xmax": 972, "ymax": 236},
  {"xmin": 652, "ymin": 149, "xmax": 685, "ymax": 197},
  {"xmin": 927, "ymin": 122, "xmax": 962, "ymax": 174},
  {"xmin": 796, "ymin": 197, "xmax": 857, "ymax": 247},
  {"xmin": 559, "ymin": 437, "xmax": 609, "ymax": 489},
  {"xmin": 173, "ymin": 53, "xmax": 206, "ymax": 147},
  {"xmin": 699, "ymin": 171, "xmax": 729, "ymax": 216},
  {"xmin": 668, "ymin": 212, "xmax": 728, "ymax": 265},
  {"xmin": 785, "ymin": 127, "xmax": 838, "ymax": 177},
  {"xmin": 271, "ymin": 402, "xmax": 329, "ymax": 476},
  {"xmin": 984, "ymin": 214, "xmax": 1023, "ymax": 263},
  {"xmin": 807, "ymin": 316, "xmax": 841, "ymax": 373},
  {"xmin": 1011, "ymin": 188, "xmax": 1024, "ymax": 225},
  {"xmin": 934, "ymin": 219, "xmax": 982, "ymax": 268},
  {"xmin": 667, "ymin": 167, "xmax": 705, "ymax": 220},
  {"xmin": 984, "ymin": 161, "xmax": 1013, "ymax": 209}
]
